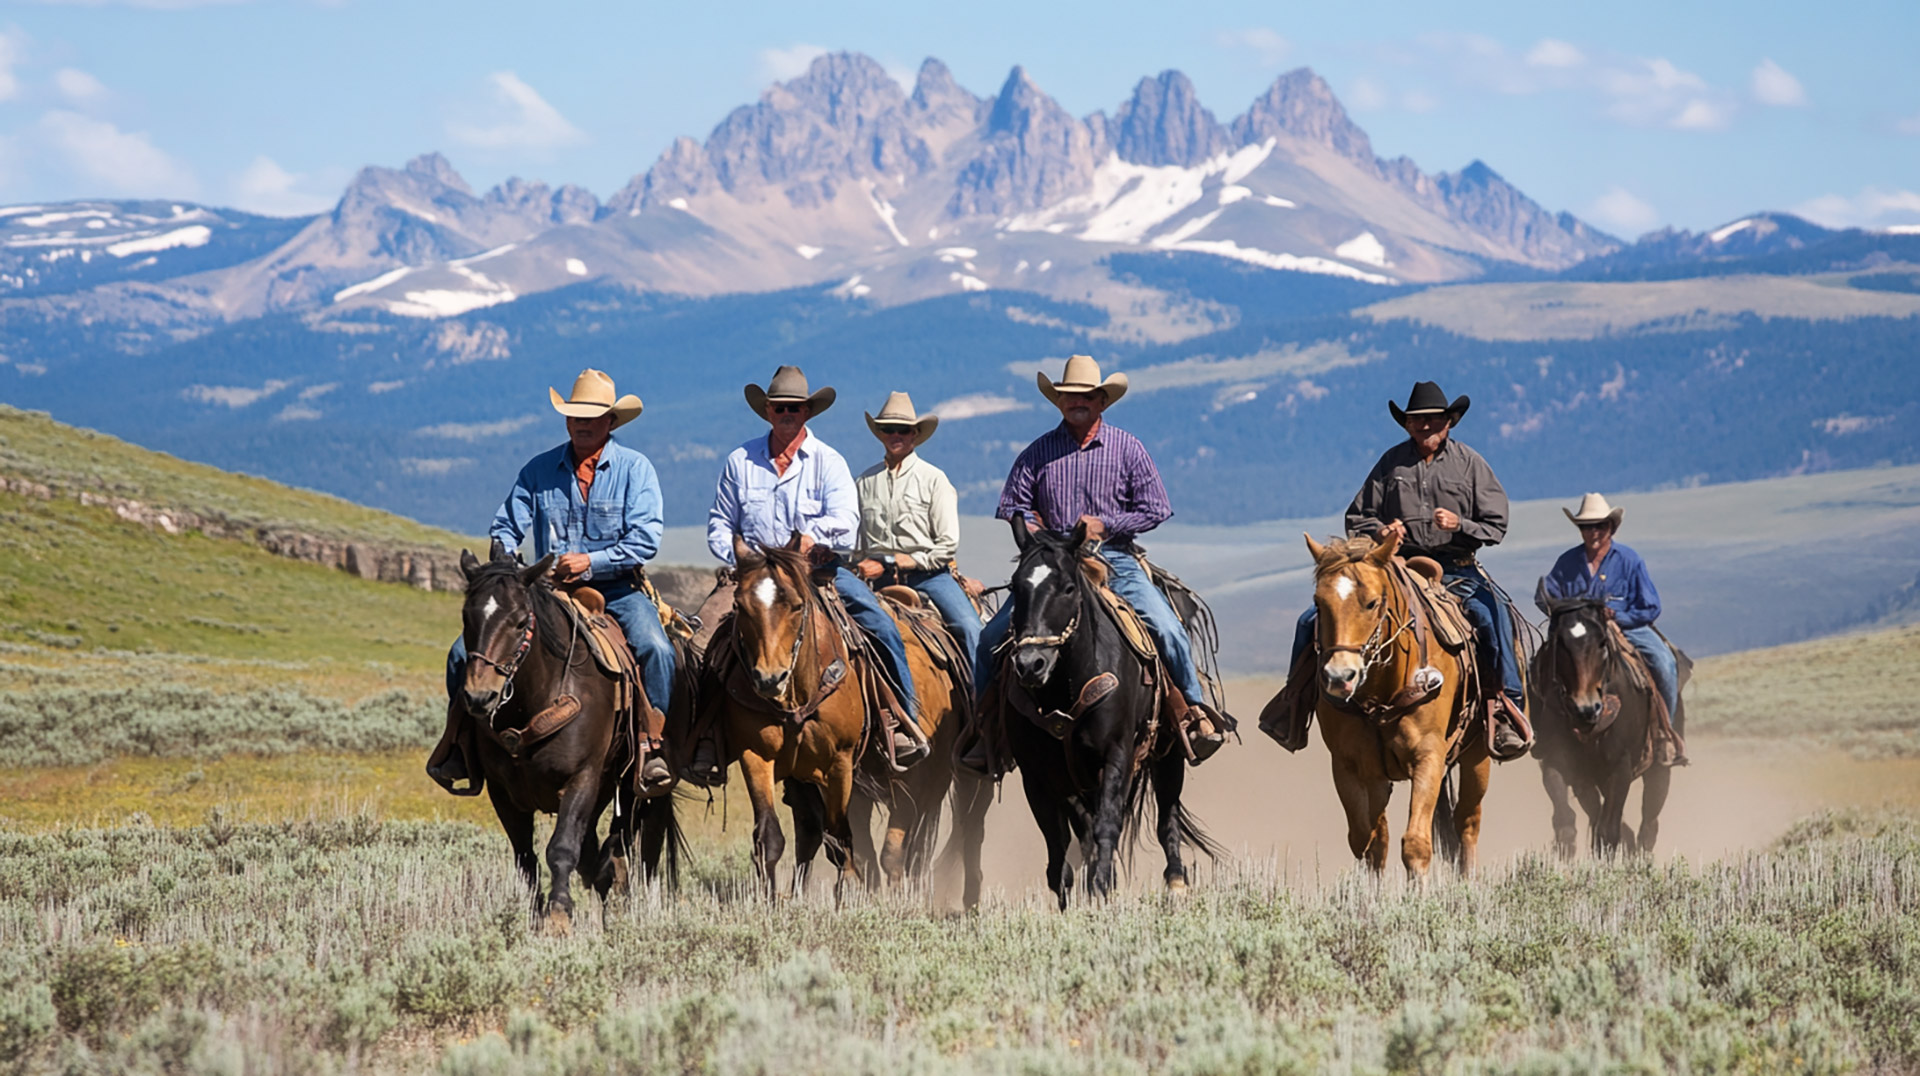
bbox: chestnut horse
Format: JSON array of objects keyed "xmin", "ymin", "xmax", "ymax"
[{"xmin": 1307, "ymin": 531, "xmax": 1491, "ymax": 877}]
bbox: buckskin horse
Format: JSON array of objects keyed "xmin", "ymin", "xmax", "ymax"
[
  {"xmin": 456, "ymin": 549, "xmax": 683, "ymax": 934},
  {"xmin": 1306, "ymin": 531, "xmax": 1490, "ymax": 878},
  {"xmin": 1530, "ymin": 585, "xmax": 1681, "ymax": 856},
  {"xmin": 998, "ymin": 520, "xmax": 1216, "ymax": 908}
]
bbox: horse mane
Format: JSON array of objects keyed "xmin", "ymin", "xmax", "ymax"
[
  {"xmin": 1079, "ymin": 555, "xmax": 1109, "ymax": 585},
  {"xmin": 741, "ymin": 545, "xmax": 815, "ymax": 591},
  {"xmin": 1311, "ymin": 535, "xmax": 1386, "ymax": 578}
]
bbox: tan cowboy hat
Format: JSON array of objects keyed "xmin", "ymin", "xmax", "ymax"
[
  {"xmin": 745, "ymin": 365, "xmax": 835, "ymax": 421},
  {"xmin": 1563, "ymin": 492, "xmax": 1624, "ymax": 530},
  {"xmin": 548, "ymin": 368, "xmax": 641, "ymax": 428},
  {"xmin": 1037, "ymin": 354, "xmax": 1128, "ymax": 406},
  {"xmin": 864, "ymin": 391, "xmax": 939, "ymax": 447}
]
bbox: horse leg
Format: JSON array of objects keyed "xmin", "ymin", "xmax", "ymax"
[
  {"xmin": 822, "ymin": 750, "xmax": 861, "ymax": 901},
  {"xmin": 1401, "ymin": 750, "xmax": 1448, "ymax": 880},
  {"xmin": 634, "ymin": 795, "xmax": 667, "ymax": 885},
  {"xmin": 486, "ymin": 781, "xmax": 541, "ymax": 908},
  {"xmin": 1540, "ymin": 761, "xmax": 1579, "ymax": 858},
  {"xmin": 1332, "ymin": 752, "xmax": 1392, "ymax": 872},
  {"xmin": 878, "ymin": 784, "xmax": 911, "ymax": 890},
  {"xmin": 784, "ymin": 779, "xmax": 826, "ymax": 899},
  {"xmin": 956, "ymin": 776, "xmax": 990, "ymax": 911},
  {"xmin": 1569, "ymin": 776, "xmax": 1606, "ymax": 857},
  {"xmin": 1597, "ymin": 769, "xmax": 1634, "ymax": 857},
  {"xmin": 1152, "ymin": 748, "xmax": 1189, "ymax": 893},
  {"xmin": 599, "ymin": 783, "xmax": 634, "ymax": 900},
  {"xmin": 1022, "ymin": 770, "xmax": 1075, "ymax": 910},
  {"xmin": 846, "ymin": 789, "xmax": 882, "ymax": 891},
  {"xmin": 740, "ymin": 751, "xmax": 785, "ymax": 900},
  {"xmin": 1637, "ymin": 765, "xmax": 1673, "ymax": 855},
  {"xmin": 1084, "ymin": 747, "xmax": 1132, "ymax": 900},
  {"xmin": 540, "ymin": 773, "xmax": 604, "ymax": 936},
  {"xmin": 1452, "ymin": 754, "xmax": 1491, "ymax": 875}
]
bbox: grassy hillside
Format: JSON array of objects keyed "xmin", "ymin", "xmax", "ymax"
[{"xmin": 1688, "ymin": 623, "xmax": 1920, "ymax": 758}]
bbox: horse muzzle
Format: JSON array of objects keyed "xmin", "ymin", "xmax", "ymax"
[
  {"xmin": 462, "ymin": 687, "xmax": 499, "ymax": 716},
  {"xmin": 751, "ymin": 667, "xmax": 791, "ymax": 700},
  {"xmin": 1321, "ymin": 660, "xmax": 1361, "ymax": 699},
  {"xmin": 1012, "ymin": 647, "xmax": 1058, "ymax": 692}
]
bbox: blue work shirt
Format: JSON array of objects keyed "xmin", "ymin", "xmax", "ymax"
[
  {"xmin": 490, "ymin": 436, "xmax": 664, "ymax": 584},
  {"xmin": 1539, "ymin": 542, "xmax": 1662, "ymax": 630},
  {"xmin": 706, "ymin": 430, "xmax": 859, "ymax": 564}
]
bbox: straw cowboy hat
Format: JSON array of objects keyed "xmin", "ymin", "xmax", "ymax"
[
  {"xmin": 1564, "ymin": 492, "xmax": 1625, "ymax": 530},
  {"xmin": 549, "ymin": 368, "xmax": 641, "ymax": 428},
  {"xmin": 745, "ymin": 365, "xmax": 835, "ymax": 421},
  {"xmin": 1389, "ymin": 380, "xmax": 1470, "ymax": 427},
  {"xmin": 1037, "ymin": 354, "xmax": 1128, "ymax": 406},
  {"xmin": 864, "ymin": 391, "xmax": 939, "ymax": 447}
]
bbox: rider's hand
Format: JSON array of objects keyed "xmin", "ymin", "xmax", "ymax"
[
  {"xmin": 1078, "ymin": 515, "xmax": 1107, "ymax": 540},
  {"xmin": 1381, "ymin": 519, "xmax": 1409, "ymax": 543},
  {"xmin": 893, "ymin": 553, "xmax": 915, "ymax": 570},
  {"xmin": 961, "ymin": 576, "xmax": 985, "ymax": 599},
  {"xmin": 795, "ymin": 534, "xmax": 816, "ymax": 555},
  {"xmin": 1433, "ymin": 507, "xmax": 1461, "ymax": 531},
  {"xmin": 856, "ymin": 558, "xmax": 885, "ymax": 580},
  {"xmin": 552, "ymin": 552, "xmax": 592, "ymax": 582}
]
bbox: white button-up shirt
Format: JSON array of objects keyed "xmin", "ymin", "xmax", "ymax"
[
  {"xmin": 855, "ymin": 451, "xmax": 959, "ymax": 571},
  {"xmin": 707, "ymin": 430, "xmax": 859, "ymax": 564}
]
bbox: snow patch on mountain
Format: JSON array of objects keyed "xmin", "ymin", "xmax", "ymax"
[
  {"xmin": 867, "ymin": 185, "xmax": 910, "ymax": 246},
  {"xmin": 1334, "ymin": 231, "xmax": 1390, "ymax": 268},
  {"xmin": 1218, "ymin": 186, "xmax": 1251, "ymax": 206},
  {"xmin": 387, "ymin": 288, "xmax": 517, "ymax": 318},
  {"xmin": 795, "ymin": 245, "xmax": 824, "ymax": 260},
  {"xmin": 565, "ymin": 258, "xmax": 588, "ymax": 276},
  {"xmin": 1163, "ymin": 239, "xmax": 1396, "ymax": 284},
  {"xmin": 333, "ymin": 266, "xmax": 413, "ymax": 303},
  {"xmin": 107, "ymin": 225, "xmax": 212, "ymax": 258},
  {"xmin": 1709, "ymin": 219, "xmax": 1755, "ymax": 243}
]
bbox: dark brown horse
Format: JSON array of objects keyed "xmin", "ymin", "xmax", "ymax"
[
  {"xmin": 1530, "ymin": 588, "xmax": 1676, "ymax": 856},
  {"xmin": 456, "ymin": 549, "xmax": 681, "ymax": 933}
]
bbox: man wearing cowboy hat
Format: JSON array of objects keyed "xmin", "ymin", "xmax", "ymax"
[
  {"xmin": 975, "ymin": 354, "xmax": 1230, "ymax": 759},
  {"xmin": 429, "ymin": 368, "xmax": 676, "ymax": 794},
  {"xmin": 1539, "ymin": 493, "xmax": 1683, "ymax": 743},
  {"xmin": 1283, "ymin": 380, "xmax": 1531, "ymax": 757},
  {"xmin": 706, "ymin": 366, "xmax": 925, "ymax": 763},
  {"xmin": 853, "ymin": 391, "xmax": 984, "ymax": 662}
]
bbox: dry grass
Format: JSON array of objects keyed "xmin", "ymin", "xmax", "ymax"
[{"xmin": 1688, "ymin": 623, "xmax": 1920, "ymax": 757}]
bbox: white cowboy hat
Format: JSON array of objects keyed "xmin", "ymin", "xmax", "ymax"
[
  {"xmin": 549, "ymin": 368, "xmax": 641, "ymax": 428},
  {"xmin": 864, "ymin": 391, "xmax": 939, "ymax": 447},
  {"xmin": 1036, "ymin": 354, "xmax": 1128, "ymax": 406},
  {"xmin": 1563, "ymin": 492, "xmax": 1624, "ymax": 529},
  {"xmin": 745, "ymin": 365, "xmax": 835, "ymax": 421}
]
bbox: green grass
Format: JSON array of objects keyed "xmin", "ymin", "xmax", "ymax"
[
  {"xmin": 1688, "ymin": 624, "xmax": 1920, "ymax": 758},
  {"xmin": 0, "ymin": 404, "xmax": 471, "ymax": 549},
  {"xmin": 0, "ymin": 808, "xmax": 1913, "ymax": 1075}
]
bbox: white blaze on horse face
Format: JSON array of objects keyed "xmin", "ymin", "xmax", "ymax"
[
  {"xmin": 751, "ymin": 576, "xmax": 778, "ymax": 610},
  {"xmin": 1025, "ymin": 563, "xmax": 1053, "ymax": 589},
  {"xmin": 481, "ymin": 596, "xmax": 499, "ymax": 622},
  {"xmin": 1568, "ymin": 621, "xmax": 1588, "ymax": 639},
  {"xmin": 1332, "ymin": 575, "xmax": 1355, "ymax": 602}
]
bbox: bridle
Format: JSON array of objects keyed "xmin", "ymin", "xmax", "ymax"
[
  {"xmin": 1547, "ymin": 604, "xmax": 1617, "ymax": 720},
  {"xmin": 1010, "ymin": 548, "xmax": 1081, "ymax": 652},
  {"xmin": 732, "ymin": 562, "xmax": 811, "ymax": 705},
  {"xmin": 1318, "ymin": 568, "xmax": 1415, "ymax": 694},
  {"xmin": 467, "ymin": 605, "xmax": 536, "ymax": 719}
]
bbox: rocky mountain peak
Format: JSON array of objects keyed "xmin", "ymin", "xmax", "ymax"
[
  {"xmin": 1229, "ymin": 68, "xmax": 1376, "ymax": 167},
  {"xmin": 403, "ymin": 153, "xmax": 472, "ymax": 196},
  {"xmin": 951, "ymin": 65, "xmax": 1099, "ymax": 217},
  {"xmin": 1112, "ymin": 70, "xmax": 1232, "ymax": 167},
  {"xmin": 1434, "ymin": 160, "xmax": 1617, "ymax": 267}
]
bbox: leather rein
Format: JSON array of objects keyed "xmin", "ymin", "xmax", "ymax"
[
  {"xmin": 728, "ymin": 563, "xmax": 847, "ymax": 723},
  {"xmin": 1320, "ymin": 563, "xmax": 1440, "ymax": 723},
  {"xmin": 1547, "ymin": 608, "xmax": 1623, "ymax": 742}
]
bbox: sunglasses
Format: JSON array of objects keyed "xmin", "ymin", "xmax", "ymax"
[
  {"xmin": 770, "ymin": 404, "xmax": 807, "ymax": 415},
  {"xmin": 877, "ymin": 424, "xmax": 915, "ymax": 436}
]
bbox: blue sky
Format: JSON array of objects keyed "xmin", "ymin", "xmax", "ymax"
[{"xmin": 1, "ymin": 0, "xmax": 1916, "ymax": 236}]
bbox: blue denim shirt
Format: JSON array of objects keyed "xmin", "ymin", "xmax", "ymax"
[
  {"xmin": 1539, "ymin": 542, "xmax": 1662, "ymax": 630},
  {"xmin": 490, "ymin": 436, "xmax": 664, "ymax": 583}
]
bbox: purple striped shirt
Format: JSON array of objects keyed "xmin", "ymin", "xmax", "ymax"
[{"xmin": 995, "ymin": 421, "xmax": 1173, "ymax": 542}]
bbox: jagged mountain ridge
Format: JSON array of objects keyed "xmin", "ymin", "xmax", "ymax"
[{"xmin": 1, "ymin": 52, "xmax": 1618, "ymax": 337}]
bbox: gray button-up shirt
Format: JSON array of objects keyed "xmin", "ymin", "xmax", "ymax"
[{"xmin": 1344, "ymin": 436, "xmax": 1509, "ymax": 561}]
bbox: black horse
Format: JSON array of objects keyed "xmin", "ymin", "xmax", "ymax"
[
  {"xmin": 1530, "ymin": 587, "xmax": 1677, "ymax": 857},
  {"xmin": 456, "ymin": 549, "xmax": 683, "ymax": 932},
  {"xmin": 998, "ymin": 520, "xmax": 1216, "ymax": 907}
]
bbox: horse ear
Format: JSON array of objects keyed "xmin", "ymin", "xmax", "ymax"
[
  {"xmin": 733, "ymin": 534, "xmax": 765, "ymax": 572},
  {"xmin": 460, "ymin": 549, "xmax": 482, "ymax": 580},
  {"xmin": 1367, "ymin": 528, "xmax": 1402, "ymax": 565},
  {"xmin": 1010, "ymin": 515, "xmax": 1032, "ymax": 553},
  {"xmin": 489, "ymin": 539, "xmax": 516, "ymax": 564},
  {"xmin": 784, "ymin": 530, "xmax": 805, "ymax": 552},
  {"xmin": 1303, "ymin": 533, "xmax": 1326, "ymax": 562},
  {"xmin": 521, "ymin": 555, "xmax": 554, "ymax": 586},
  {"xmin": 1069, "ymin": 519, "xmax": 1089, "ymax": 548}
]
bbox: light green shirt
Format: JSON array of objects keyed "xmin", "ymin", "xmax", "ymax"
[{"xmin": 855, "ymin": 451, "xmax": 960, "ymax": 571}]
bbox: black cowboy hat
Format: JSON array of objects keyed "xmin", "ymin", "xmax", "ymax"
[{"xmin": 1388, "ymin": 380, "xmax": 1470, "ymax": 427}]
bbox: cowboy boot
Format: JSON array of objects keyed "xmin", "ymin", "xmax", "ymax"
[
  {"xmin": 638, "ymin": 707, "xmax": 673, "ymax": 791},
  {"xmin": 1258, "ymin": 651, "xmax": 1318, "ymax": 753},
  {"xmin": 1489, "ymin": 695, "xmax": 1534, "ymax": 761},
  {"xmin": 1187, "ymin": 700, "xmax": 1230, "ymax": 763},
  {"xmin": 426, "ymin": 698, "xmax": 483, "ymax": 796}
]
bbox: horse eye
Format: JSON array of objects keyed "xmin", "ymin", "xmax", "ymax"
[{"xmin": 1365, "ymin": 597, "xmax": 1381, "ymax": 610}]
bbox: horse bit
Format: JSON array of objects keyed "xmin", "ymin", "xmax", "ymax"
[{"xmin": 468, "ymin": 614, "xmax": 536, "ymax": 720}]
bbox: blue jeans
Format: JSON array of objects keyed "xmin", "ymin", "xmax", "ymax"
[
  {"xmin": 1622, "ymin": 624, "xmax": 1680, "ymax": 726},
  {"xmin": 446, "ymin": 583, "xmax": 676, "ymax": 712},
  {"xmin": 1289, "ymin": 564, "xmax": 1524, "ymax": 705},
  {"xmin": 835, "ymin": 565, "xmax": 918, "ymax": 718},
  {"xmin": 975, "ymin": 545, "xmax": 1205, "ymax": 705},
  {"xmin": 909, "ymin": 570, "xmax": 982, "ymax": 667}
]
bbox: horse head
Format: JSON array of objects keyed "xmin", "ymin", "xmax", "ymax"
[
  {"xmin": 457, "ymin": 548, "xmax": 555, "ymax": 715},
  {"xmin": 1537, "ymin": 578, "xmax": 1614, "ymax": 727},
  {"xmin": 730, "ymin": 532, "xmax": 813, "ymax": 702},
  {"xmin": 1304, "ymin": 530, "xmax": 1402, "ymax": 701},
  {"xmin": 1007, "ymin": 517, "xmax": 1092, "ymax": 693}
]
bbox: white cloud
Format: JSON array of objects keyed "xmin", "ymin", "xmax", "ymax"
[
  {"xmin": 0, "ymin": 31, "xmax": 21, "ymax": 102},
  {"xmin": 1525, "ymin": 38, "xmax": 1585, "ymax": 69},
  {"xmin": 53, "ymin": 68, "xmax": 108, "ymax": 105},
  {"xmin": 1217, "ymin": 27, "xmax": 1291, "ymax": 66},
  {"xmin": 1749, "ymin": 58, "xmax": 1806, "ymax": 107},
  {"xmin": 1897, "ymin": 113, "xmax": 1920, "ymax": 136},
  {"xmin": 231, "ymin": 155, "xmax": 336, "ymax": 216},
  {"xmin": 1402, "ymin": 89, "xmax": 1439, "ymax": 114},
  {"xmin": 39, "ymin": 109, "xmax": 196, "ymax": 196},
  {"xmin": 1348, "ymin": 76, "xmax": 1389, "ymax": 112},
  {"xmin": 415, "ymin": 415, "xmax": 539, "ymax": 442},
  {"xmin": 1670, "ymin": 99, "xmax": 1732, "ymax": 131},
  {"xmin": 759, "ymin": 44, "xmax": 826, "ymax": 83},
  {"xmin": 447, "ymin": 71, "xmax": 586, "ymax": 151},
  {"xmin": 1793, "ymin": 187, "xmax": 1920, "ymax": 229},
  {"xmin": 1586, "ymin": 186, "xmax": 1659, "ymax": 235}
]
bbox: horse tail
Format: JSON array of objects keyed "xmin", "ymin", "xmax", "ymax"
[
  {"xmin": 903, "ymin": 784, "xmax": 947, "ymax": 880},
  {"xmin": 655, "ymin": 792, "xmax": 690, "ymax": 889},
  {"xmin": 1431, "ymin": 765, "xmax": 1464, "ymax": 870},
  {"xmin": 1122, "ymin": 763, "xmax": 1227, "ymax": 865}
]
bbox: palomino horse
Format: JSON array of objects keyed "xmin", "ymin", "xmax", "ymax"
[
  {"xmin": 1001, "ymin": 520, "xmax": 1215, "ymax": 908},
  {"xmin": 455, "ymin": 550, "xmax": 682, "ymax": 934},
  {"xmin": 1307, "ymin": 531, "xmax": 1490, "ymax": 877},
  {"xmin": 1530, "ymin": 588, "xmax": 1677, "ymax": 856}
]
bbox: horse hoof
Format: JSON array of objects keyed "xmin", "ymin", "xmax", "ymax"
[
  {"xmin": 611, "ymin": 855, "xmax": 632, "ymax": 899},
  {"xmin": 545, "ymin": 906, "xmax": 573, "ymax": 938},
  {"xmin": 1166, "ymin": 878, "xmax": 1189, "ymax": 897}
]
